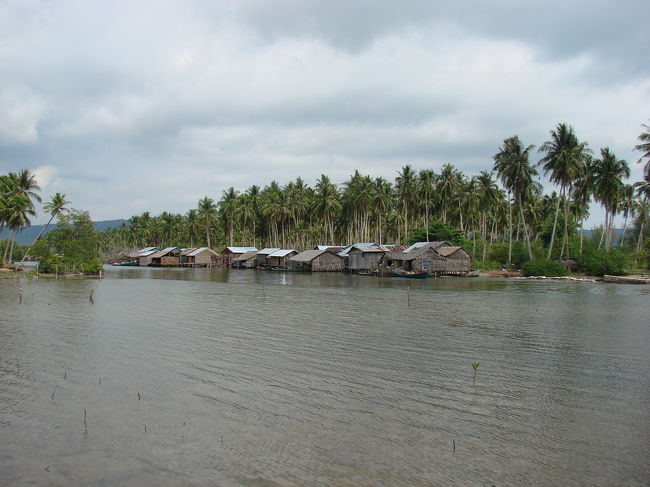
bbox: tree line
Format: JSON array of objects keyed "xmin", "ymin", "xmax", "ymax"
[
  {"xmin": 98, "ymin": 122, "xmax": 650, "ymax": 267},
  {"xmin": 2, "ymin": 121, "xmax": 650, "ymax": 270}
]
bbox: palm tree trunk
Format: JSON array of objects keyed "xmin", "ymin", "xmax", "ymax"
[
  {"xmin": 519, "ymin": 195, "xmax": 533, "ymax": 260},
  {"xmin": 547, "ymin": 189, "xmax": 563, "ymax": 259},
  {"xmin": 563, "ymin": 194, "xmax": 570, "ymax": 259},
  {"xmin": 3, "ymin": 231, "xmax": 14, "ymax": 266},
  {"xmin": 636, "ymin": 219, "xmax": 645, "ymax": 253},
  {"xmin": 20, "ymin": 213, "xmax": 57, "ymax": 264},
  {"xmin": 620, "ymin": 214, "xmax": 628, "ymax": 247},
  {"xmin": 507, "ymin": 194, "xmax": 513, "ymax": 266},
  {"xmin": 598, "ymin": 209, "xmax": 607, "ymax": 250}
]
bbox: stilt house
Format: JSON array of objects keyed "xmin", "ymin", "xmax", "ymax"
[{"xmin": 287, "ymin": 249, "xmax": 345, "ymax": 272}]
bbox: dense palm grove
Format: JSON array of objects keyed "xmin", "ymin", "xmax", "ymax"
[{"xmin": 2, "ymin": 122, "xmax": 650, "ymax": 272}]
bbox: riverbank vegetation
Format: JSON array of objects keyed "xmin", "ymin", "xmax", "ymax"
[
  {"xmin": 2, "ymin": 122, "xmax": 650, "ymax": 276},
  {"xmin": 97, "ymin": 122, "xmax": 650, "ymax": 274},
  {"xmin": 0, "ymin": 171, "xmax": 102, "ymax": 275}
]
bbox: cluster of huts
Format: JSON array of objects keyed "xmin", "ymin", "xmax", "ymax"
[{"xmin": 121, "ymin": 241, "xmax": 471, "ymax": 276}]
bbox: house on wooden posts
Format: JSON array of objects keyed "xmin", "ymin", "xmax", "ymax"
[
  {"xmin": 287, "ymin": 249, "xmax": 345, "ymax": 272},
  {"xmin": 313, "ymin": 245, "xmax": 347, "ymax": 253},
  {"xmin": 149, "ymin": 247, "xmax": 182, "ymax": 267},
  {"xmin": 342, "ymin": 243, "xmax": 405, "ymax": 272},
  {"xmin": 255, "ymin": 248, "xmax": 280, "ymax": 267},
  {"xmin": 391, "ymin": 241, "xmax": 471, "ymax": 275},
  {"xmin": 267, "ymin": 249, "xmax": 298, "ymax": 268},
  {"xmin": 221, "ymin": 247, "xmax": 258, "ymax": 266},
  {"xmin": 122, "ymin": 247, "xmax": 157, "ymax": 265},
  {"xmin": 138, "ymin": 248, "xmax": 159, "ymax": 266},
  {"xmin": 436, "ymin": 246, "xmax": 471, "ymax": 274},
  {"xmin": 232, "ymin": 250, "xmax": 258, "ymax": 268},
  {"xmin": 181, "ymin": 247, "xmax": 220, "ymax": 267}
]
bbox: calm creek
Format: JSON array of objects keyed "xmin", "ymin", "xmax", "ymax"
[{"xmin": 1, "ymin": 266, "xmax": 649, "ymax": 486}]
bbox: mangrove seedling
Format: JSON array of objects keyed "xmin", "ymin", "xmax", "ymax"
[{"xmin": 472, "ymin": 362, "xmax": 480, "ymax": 385}]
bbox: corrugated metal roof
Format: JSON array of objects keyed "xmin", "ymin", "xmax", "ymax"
[
  {"xmin": 402, "ymin": 241, "xmax": 449, "ymax": 253},
  {"xmin": 233, "ymin": 250, "xmax": 258, "ymax": 261},
  {"xmin": 138, "ymin": 249, "xmax": 158, "ymax": 257},
  {"xmin": 187, "ymin": 247, "xmax": 218, "ymax": 257},
  {"xmin": 180, "ymin": 248, "xmax": 197, "ymax": 256},
  {"xmin": 338, "ymin": 243, "xmax": 378, "ymax": 256},
  {"xmin": 268, "ymin": 249, "xmax": 297, "ymax": 258},
  {"xmin": 225, "ymin": 247, "xmax": 258, "ymax": 253},
  {"xmin": 257, "ymin": 248, "xmax": 280, "ymax": 255},
  {"xmin": 140, "ymin": 247, "xmax": 158, "ymax": 252}
]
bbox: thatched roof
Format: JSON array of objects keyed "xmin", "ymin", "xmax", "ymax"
[
  {"xmin": 437, "ymin": 246, "xmax": 470, "ymax": 258},
  {"xmin": 289, "ymin": 249, "xmax": 342, "ymax": 263},
  {"xmin": 233, "ymin": 250, "xmax": 258, "ymax": 262},
  {"xmin": 187, "ymin": 247, "xmax": 219, "ymax": 257}
]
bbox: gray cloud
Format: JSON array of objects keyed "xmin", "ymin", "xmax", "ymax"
[{"xmin": 0, "ymin": 0, "xmax": 648, "ymax": 226}]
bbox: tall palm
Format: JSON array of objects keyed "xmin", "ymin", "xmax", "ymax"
[
  {"xmin": 436, "ymin": 164, "xmax": 460, "ymax": 225},
  {"xmin": 395, "ymin": 165, "xmax": 417, "ymax": 242},
  {"xmin": 418, "ymin": 169, "xmax": 435, "ymax": 241},
  {"xmin": 618, "ymin": 184, "xmax": 636, "ymax": 247},
  {"xmin": 493, "ymin": 136, "xmax": 538, "ymax": 261},
  {"xmin": 20, "ymin": 192, "xmax": 70, "ymax": 263},
  {"xmin": 197, "ymin": 197, "xmax": 217, "ymax": 249},
  {"xmin": 591, "ymin": 147, "xmax": 630, "ymax": 249},
  {"xmin": 185, "ymin": 209, "xmax": 200, "ymax": 247},
  {"xmin": 313, "ymin": 175, "xmax": 340, "ymax": 243},
  {"xmin": 538, "ymin": 123, "xmax": 591, "ymax": 259},
  {"xmin": 633, "ymin": 179, "xmax": 650, "ymax": 252},
  {"xmin": 246, "ymin": 185, "xmax": 261, "ymax": 247},
  {"xmin": 634, "ymin": 122, "xmax": 650, "ymax": 179},
  {"xmin": 2, "ymin": 193, "xmax": 35, "ymax": 266},
  {"xmin": 219, "ymin": 187, "xmax": 239, "ymax": 247},
  {"xmin": 475, "ymin": 171, "xmax": 500, "ymax": 261}
]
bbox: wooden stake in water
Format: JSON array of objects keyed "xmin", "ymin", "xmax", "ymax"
[
  {"xmin": 89, "ymin": 289, "xmax": 94, "ymax": 304},
  {"xmin": 472, "ymin": 362, "xmax": 480, "ymax": 385},
  {"xmin": 407, "ymin": 286, "xmax": 411, "ymax": 307},
  {"xmin": 18, "ymin": 287, "xmax": 23, "ymax": 304}
]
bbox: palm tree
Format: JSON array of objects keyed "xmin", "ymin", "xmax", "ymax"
[
  {"xmin": 246, "ymin": 185, "xmax": 261, "ymax": 247},
  {"xmin": 418, "ymin": 169, "xmax": 435, "ymax": 241},
  {"xmin": 436, "ymin": 164, "xmax": 460, "ymax": 225},
  {"xmin": 313, "ymin": 175, "xmax": 340, "ymax": 244},
  {"xmin": 185, "ymin": 209, "xmax": 200, "ymax": 247},
  {"xmin": 591, "ymin": 147, "xmax": 630, "ymax": 249},
  {"xmin": 493, "ymin": 136, "xmax": 539, "ymax": 261},
  {"xmin": 633, "ymin": 178, "xmax": 650, "ymax": 253},
  {"xmin": 475, "ymin": 171, "xmax": 500, "ymax": 261},
  {"xmin": 219, "ymin": 187, "xmax": 239, "ymax": 247},
  {"xmin": 538, "ymin": 123, "xmax": 591, "ymax": 259},
  {"xmin": 2, "ymin": 192, "xmax": 35, "ymax": 266},
  {"xmin": 634, "ymin": 122, "xmax": 650, "ymax": 179},
  {"xmin": 395, "ymin": 165, "xmax": 417, "ymax": 241},
  {"xmin": 20, "ymin": 192, "xmax": 70, "ymax": 263},
  {"xmin": 197, "ymin": 197, "xmax": 217, "ymax": 249},
  {"xmin": 618, "ymin": 184, "xmax": 636, "ymax": 247}
]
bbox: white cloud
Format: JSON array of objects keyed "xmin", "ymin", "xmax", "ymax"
[{"xmin": 0, "ymin": 0, "xmax": 648, "ymax": 229}]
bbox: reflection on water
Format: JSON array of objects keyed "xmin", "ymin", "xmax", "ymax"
[{"xmin": 0, "ymin": 267, "xmax": 648, "ymax": 486}]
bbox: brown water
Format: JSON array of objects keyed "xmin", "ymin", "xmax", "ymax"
[{"xmin": 1, "ymin": 267, "xmax": 649, "ymax": 486}]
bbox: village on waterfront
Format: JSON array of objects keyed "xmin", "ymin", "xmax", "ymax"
[{"xmin": 113, "ymin": 241, "xmax": 472, "ymax": 277}]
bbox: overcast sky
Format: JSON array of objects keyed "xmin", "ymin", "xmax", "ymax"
[{"xmin": 1, "ymin": 0, "xmax": 649, "ymax": 227}]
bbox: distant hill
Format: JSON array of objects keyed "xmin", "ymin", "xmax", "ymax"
[{"xmin": 1, "ymin": 219, "xmax": 127, "ymax": 246}]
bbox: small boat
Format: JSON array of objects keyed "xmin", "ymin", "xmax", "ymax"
[
  {"xmin": 112, "ymin": 261, "xmax": 138, "ymax": 266},
  {"xmin": 392, "ymin": 269, "xmax": 428, "ymax": 279},
  {"xmin": 401, "ymin": 272, "xmax": 428, "ymax": 279}
]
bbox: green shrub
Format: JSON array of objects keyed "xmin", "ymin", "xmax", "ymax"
[
  {"xmin": 577, "ymin": 249, "xmax": 629, "ymax": 276},
  {"xmin": 521, "ymin": 259, "xmax": 569, "ymax": 277}
]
